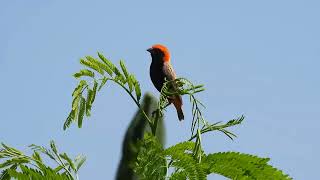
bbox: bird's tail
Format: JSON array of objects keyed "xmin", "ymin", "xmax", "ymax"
[
  {"xmin": 171, "ymin": 95, "xmax": 184, "ymax": 121},
  {"xmin": 176, "ymin": 106, "xmax": 184, "ymax": 121}
]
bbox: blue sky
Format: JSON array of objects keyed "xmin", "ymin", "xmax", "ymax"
[{"xmin": 1, "ymin": 0, "xmax": 319, "ymax": 179}]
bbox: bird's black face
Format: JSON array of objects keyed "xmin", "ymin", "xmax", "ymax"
[
  {"xmin": 147, "ymin": 48, "xmax": 165, "ymax": 59},
  {"xmin": 147, "ymin": 48, "xmax": 153, "ymax": 53}
]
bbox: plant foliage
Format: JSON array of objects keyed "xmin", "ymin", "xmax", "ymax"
[
  {"xmin": 63, "ymin": 52, "xmax": 291, "ymax": 179},
  {"xmin": 64, "ymin": 53, "xmax": 145, "ymax": 130},
  {"xmin": 1, "ymin": 52, "xmax": 292, "ymax": 179},
  {"xmin": 0, "ymin": 141, "xmax": 85, "ymax": 180}
]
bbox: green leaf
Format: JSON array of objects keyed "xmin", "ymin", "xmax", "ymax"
[
  {"xmin": 1, "ymin": 142, "xmax": 82, "ymax": 180},
  {"xmin": 73, "ymin": 69, "xmax": 95, "ymax": 79},
  {"xmin": 80, "ymin": 58, "xmax": 104, "ymax": 75},
  {"xmin": 86, "ymin": 89, "xmax": 93, "ymax": 117},
  {"xmin": 0, "ymin": 158, "xmax": 29, "ymax": 168},
  {"xmin": 130, "ymin": 74, "xmax": 141, "ymax": 101},
  {"xmin": 134, "ymin": 81, "xmax": 141, "ymax": 102},
  {"xmin": 127, "ymin": 75, "xmax": 134, "ymax": 92},
  {"xmin": 114, "ymin": 74, "xmax": 126, "ymax": 85},
  {"xmin": 98, "ymin": 52, "xmax": 115, "ymax": 74},
  {"xmin": 0, "ymin": 144, "xmax": 23, "ymax": 156},
  {"xmin": 91, "ymin": 80, "xmax": 98, "ymax": 103},
  {"xmin": 32, "ymin": 151, "xmax": 42, "ymax": 163},
  {"xmin": 50, "ymin": 141, "xmax": 58, "ymax": 155},
  {"xmin": 86, "ymin": 56, "xmax": 113, "ymax": 76},
  {"xmin": 120, "ymin": 60, "xmax": 134, "ymax": 90},
  {"xmin": 203, "ymin": 152, "xmax": 291, "ymax": 180},
  {"xmin": 165, "ymin": 141, "xmax": 195, "ymax": 153},
  {"xmin": 72, "ymin": 95, "xmax": 80, "ymax": 111},
  {"xmin": 113, "ymin": 66, "xmax": 126, "ymax": 84},
  {"xmin": 133, "ymin": 133, "xmax": 166, "ymax": 180},
  {"xmin": 53, "ymin": 165, "xmax": 64, "ymax": 173},
  {"xmin": 164, "ymin": 141, "xmax": 206, "ymax": 180},
  {"xmin": 72, "ymin": 80, "xmax": 87, "ymax": 98},
  {"xmin": 0, "ymin": 164, "xmax": 17, "ymax": 180},
  {"xmin": 78, "ymin": 96, "xmax": 86, "ymax": 128},
  {"xmin": 167, "ymin": 152, "xmax": 204, "ymax": 180},
  {"xmin": 60, "ymin": 153, "xmax": 76, "ymax": 171},
  {"xmin": 169, "ymin": 171, "xmax": 187, "ymax": 180},
  {"xmin": 120, "ymin": 60, "xmax": 129, "ymax": 80},
  {"xmin": 63, "ymin": 110, "xmax": 75, "ymax": 130},
  {"xmin": 98, "ymin": 77, "xmax": 108, "ymax": 91},
  {"xmin": 74, "ymin": 155, "xmax": 86, "ymax": 172}
]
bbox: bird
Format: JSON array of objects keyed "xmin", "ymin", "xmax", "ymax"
[{"xmin": 147, "ymin": 44, "xmax": 184, "ymax": 121}]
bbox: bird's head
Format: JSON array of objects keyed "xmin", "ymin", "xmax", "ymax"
[{"xmin": 147, "ymin": 44, "xmax": 170, "ymax": 62}]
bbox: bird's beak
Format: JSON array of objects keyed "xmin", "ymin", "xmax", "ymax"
[{"xmin": 146, "ymin": 48, "xmax": 152, "ymax": 53}]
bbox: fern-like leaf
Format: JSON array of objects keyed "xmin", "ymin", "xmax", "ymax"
[
  {"xmin": 134, "ymin": 133, "xmax": 166, "ymax": 180},
  {"xmin": 86, "ymin": 56, "xmax": 112, "ymax": 76},
  {"xmin": 203, "ymin": 152, "xmax": 291, "ymax": 180},
  {"xmin": 164, "ymin": 142, "xmax": 206, "ymax": 180}
]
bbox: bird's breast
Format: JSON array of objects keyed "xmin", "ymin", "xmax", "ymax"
[{"xmin": 150, "ymin": 62, "xmax": 166, "ymax": 92}]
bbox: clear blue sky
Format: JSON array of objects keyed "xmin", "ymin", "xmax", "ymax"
[{"xmin": 1, "ymin": 0, "xmax": 319, "ymax": 179}]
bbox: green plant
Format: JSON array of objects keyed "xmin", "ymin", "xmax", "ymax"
[
  {"xmin": 0, "ymin": 52, "xmax": 291, "ymax": 179},
  {"xmin": 62, "ymin": 53, "xmax": 291, "ymax": 179},
  {"xmin": 0, "ymin": 141, "xmax": 85, "ymax": 180}
]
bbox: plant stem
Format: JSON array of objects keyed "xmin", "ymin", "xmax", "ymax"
[{"xmin": 109, "ymin": 79, "xmax": 156, "ymax": 135}]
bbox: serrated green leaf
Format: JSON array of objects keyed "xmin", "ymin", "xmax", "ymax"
[
  {"xmin": 77, "ymin": 96, "xmax": 86, "ymax": 128},
  {"xmin": 73, "ymin": 69, "xmax": 95, "ymax": 79}
]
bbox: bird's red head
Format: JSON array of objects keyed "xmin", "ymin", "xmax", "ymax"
[{"xmin": 147, "ymin": 44, "xmax": 170, "ymax": 62}]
